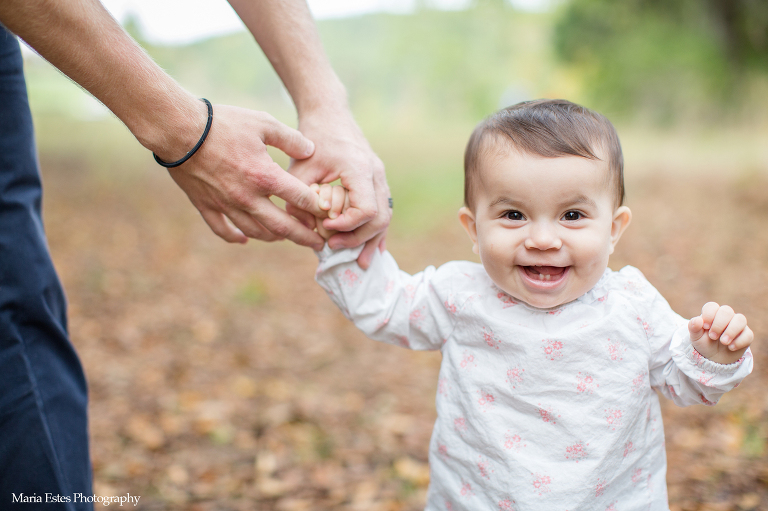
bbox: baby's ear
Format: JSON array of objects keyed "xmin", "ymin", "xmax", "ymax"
[
  {"xmin": 458, "ymin": 207, "xmax": 479, "ymax": 255},
  {"xmin": 609, "ymin": 206, "xmax": 632, "ymax": 254}
]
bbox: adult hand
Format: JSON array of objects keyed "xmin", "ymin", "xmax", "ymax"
[
  {"xmin": 286, "ymin": 107, "xmax": 391, "ymax": 268},
  {"xmin": 161, "ymin": 103, "xmax": 326, "ymax": 250}
]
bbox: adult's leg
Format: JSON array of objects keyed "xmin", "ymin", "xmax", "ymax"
[{"xmin": 0, "ymin": 28, "xmax": 93, "ymax": 509}]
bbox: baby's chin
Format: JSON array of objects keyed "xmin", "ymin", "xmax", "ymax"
[{"xmin": 496, "ymin": 284, "xmax": 583, "ymax": 311}]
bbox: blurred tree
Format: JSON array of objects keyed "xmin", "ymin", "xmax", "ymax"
[{"xmin": 554, "ymin": 0, "xmax": 768, "ymax": 121}]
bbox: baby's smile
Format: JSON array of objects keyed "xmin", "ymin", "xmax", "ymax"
[{"xmin": 520, "ymin": 265, "xmax": 569, "ymax": 284}]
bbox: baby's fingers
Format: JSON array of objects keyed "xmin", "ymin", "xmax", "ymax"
[
  {"xmin": 719, "ymin": 313, "xmax": 747, "ymax": 347},
  {"xmin": 318, "ymin": 184, "xmax": 334, "ymax": 211},
  {"xmin": 328, "ymin": 185, "xmax": 347, "ymax": 219},
  {"xmin": 688, "ymin": 316, "xmax": 706, "ymax": 342},
  {"xmin": 730, "ymin": 326, "xmax": 754, "ymax": 352},
  {"xmin": 709, "ymin": 305, "xmax": 735, "ymax": 340},
  {"xmin": 700, "ymin": 302, "xmax": 720, "ymax": 329}
]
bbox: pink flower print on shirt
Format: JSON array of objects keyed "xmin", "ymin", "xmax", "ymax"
[
  {"xmin": 565, "ymin": 442, "xmax": 589, "ymax": 462},
  {"xmin": 340, "ymin": 268, "xmax": 360, "ymax": 288},
  {"xmin": 375, "ymin": 317, "xmax": 390, "ymax": 330},
  {"xmin": 438, "ymin": 377, "xmax": 450, "ymax": 396},
  {"xmin": 506, "ymin": 367, "xmax": 525, "ymax": 388},
  {"xmin": 576, "ymin": 372, "xmax": 598, "ymax": 394},
  {"xmin": 538, "ymin": 404, "xmax": 560, "ymax": 425},
  {"xmin": 409, "ymin": 306, "xmax": 426, "ymax": 326},
  {"xmin": 605, "ymin": 408, "xmax": 623, "ymax": 430},
  {"xmin": 497, "ymin": 292, "xmax": 517, "ymax": 309},
  {"xmin": 460, "ymin": 350, "xmax": 477, "ymax": 369},
  {"xmin": 624, "ymin": 280, "xmax": 643, "ymax": 296},
  {"xmin": 404, "ymin": 284, "xmax": 416, "ymax": 302},
  {"xmin": 444, "ymin": 500, "xmax": 454, "ymax": 511},
  {"xmin": 607, "ymin": 338, "xmax": 626, "ymax": 361},
  {"xmin": 531, "ymin": 473, "xmax": 552, "ymax": 496},
  {"xmin": 623, "ymin": 441, "xmax": 635, "ymax": 457},
  {"xmin": 438, "ymin": 443, "xmax": 449, "ymax": 460},
  {"xmin": 605, "ymin": 502, "xmax": 617, "ymax": 511},
  {"xmin": 542, "ymin": 338, "xmax": 563, "ymax": 360},
  {"xmin": 690, "ymin": 348, "xmax": 705, "ymax": 364},
  {"xmin": 395, "ymin": 335, "xmax": 410, "ymax": 348},
  {"xmin": 483, "ymin": 327, "xmax": 502, "ymax": 350},
  {"xmin": 498, "ymin": 499, "xmax": 516, "ymax": 510},
  {"xmin": 444, "ymin": 295, "xmax": 458, "ymax": 316},
  {"xmin": 504, "ymin": 431, "xmax": 526, "ymax": 451},
  {"xmin": 666, "ymin": 384, "xmax": 678, "ymax": 398},
  {"xmin": 547, "ymin": 308, "xmax": 563, "ymax": 316},
  {"xmin": 385, "ymin": 279, "xmax": 394, "ymax": 294},
  {"xmin": 595, "ymin": 478, "xmax": 608, "ymax": 497},
  {"xmin": 478, "ymin": 390, "xmax": 495, "ymax": 412},
  {"xmin": 636, "ymin": 316, "xmax": 654, "ymax": 337},
  {"xmin": 454, "ymin": 417, "xmax": 468, "ymax": 434},
  {"xmin": 631, "ymin": 468, "xmax": 643, "ymax": 484},
  {"xmin": 631, "ymin": 371, "xmax": 647, "ymax": 393},
  {"xmin": 460, "ymin": 481, "xmax": 474, "ymax": 497},
  {"xmin": 697, "ymin": 372, "xmax": 714, "ymax": 386},
  {"xmin": 477, "ymin": 455, "xmax": 494, "ymax": 479},
  {"xmin": 700, "ymin": 394, "xmax": 716, "ymax": 406},
  {"xmin": 597, "ymin": 291, "xmax": 610, "ymax": 303}
]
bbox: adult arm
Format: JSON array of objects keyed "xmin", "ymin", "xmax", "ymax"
[
  {"xmin": 0, "ymin": 0, "xmax": 325, "ymax": 249},
  {"xmin": 228, "ymin": 0, "xmax": 391, "ymax": 268}
]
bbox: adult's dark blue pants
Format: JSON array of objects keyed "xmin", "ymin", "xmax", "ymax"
[{"xmin": 0, "ymin": 27, "xmax": 93, "ymax": 509}]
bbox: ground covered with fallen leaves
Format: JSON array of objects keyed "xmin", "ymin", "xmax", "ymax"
[{"xmin": 41, "ymin": 158, "xmax": 768, "ymax": 511}]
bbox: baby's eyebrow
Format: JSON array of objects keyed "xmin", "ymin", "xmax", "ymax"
[
  {"xmin": 565, "ymin": 195, "xmax": 598, "ymax": 209},
  {"xmin": 488, "ymin": 197, "xmax": 524, "ymax": 208}
]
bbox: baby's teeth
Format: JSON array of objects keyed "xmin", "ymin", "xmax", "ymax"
[
  {"xmin": 538, "ymin": 273, "xmax": 544, "ymax": 280},
  {"xmin": 544, "ymin": 274, "xmax": 551, "ymax": 281}
]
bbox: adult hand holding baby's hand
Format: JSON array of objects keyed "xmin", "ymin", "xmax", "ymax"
[
  {"xmin": 688, "ymin": 302, "xmax": 753, "ymax": 365},
  {"xmin": 311, "ymin": 183, "xmax": 350, "ymax": 241}
]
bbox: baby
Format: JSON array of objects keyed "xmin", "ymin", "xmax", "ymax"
[{"xmin": 311, "ymin": 99, "xmax": 754, "ymax": 510}]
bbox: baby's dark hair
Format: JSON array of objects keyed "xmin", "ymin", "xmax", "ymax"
[{"xmin": 463, "ymin": 99, "xmax": 624, "ymax": 209}]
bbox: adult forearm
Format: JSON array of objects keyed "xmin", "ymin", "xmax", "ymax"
[
  {"xmin": 0, "ymin": 0, "xmax": 205, "ymax": 161},
  {"xmin": 227, "ymin": 0, "xmax": 348, "ymax": 116}
]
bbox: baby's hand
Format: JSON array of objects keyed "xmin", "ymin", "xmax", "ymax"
[
  {"xmin": 688, "ymin": 302, "xmax": 753, "ymax": 365},
  {"xmin": 311, "ymin": 183, "xmax": 349, "ymax": 240}
]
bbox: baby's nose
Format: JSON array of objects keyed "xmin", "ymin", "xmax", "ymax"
[{"xmin": 524, "ymin": 222, "xmax": 562, "ymax": 250}]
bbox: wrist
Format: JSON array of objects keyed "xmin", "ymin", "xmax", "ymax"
[
  {"xmin": 294, "ymin": 77, "xmax": 349, "ymax": 119},
  {"xmin": 132, "ymin": 90, "xmax": 209, "ymax": 162}
]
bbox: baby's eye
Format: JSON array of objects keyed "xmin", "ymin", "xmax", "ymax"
[
  {"xmin": 562, "ymin": 211, "xmax": 582, "ymax": 221},
  {"xmin": 504, "ymin": 210, "xmax": 525, "ymax": 221}
]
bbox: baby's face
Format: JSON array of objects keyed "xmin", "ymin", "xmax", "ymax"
[{"xmin": 459, "ymin": 147, "xmax": 631, "ymax": 309}]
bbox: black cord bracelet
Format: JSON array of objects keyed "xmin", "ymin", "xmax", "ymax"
[{"xmin": 153, "ymin": 98, "xmax": 213, "ymax": 168}]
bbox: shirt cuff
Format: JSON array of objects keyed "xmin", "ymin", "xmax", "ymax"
[
  {"xmin": 315, "ymin": 243, "xmax": 365, "ymax": 267},
  {"xmin": 671, "ymin": 323, "xmax": 753, "ymax": 384}
]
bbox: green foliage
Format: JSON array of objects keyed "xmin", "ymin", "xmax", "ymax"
[
  {"xmin": 554, "ymin": 0, "xmax": 768, "ymax": 121},
  {"xmin": 318, "ymin": 8, "xmax": 557, "ymax": 122}
]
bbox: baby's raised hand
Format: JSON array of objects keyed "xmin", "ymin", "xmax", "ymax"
[
  {"xmin": 311, "ymin": 183, "xmax": 349, "ymax": 240},
  {"xmin": 688, "ymin": 302, "xmax": 753, "ymax": 365}
]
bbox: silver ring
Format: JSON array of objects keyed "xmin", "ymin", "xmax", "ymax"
[{"xmin": 388, "ymin": 197, "xmax": 393, "ymax": 209}]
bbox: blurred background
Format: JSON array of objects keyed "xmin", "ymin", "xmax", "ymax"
[{"xmin": 22, "ymin": 0, "xmax": 768, "ymax": 509}]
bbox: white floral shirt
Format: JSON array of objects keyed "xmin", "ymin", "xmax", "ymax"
[{"xmin": 315, "ymin": 246, "xmax": 752, "ymax": 511}]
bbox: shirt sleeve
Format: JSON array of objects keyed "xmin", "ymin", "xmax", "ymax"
[
  {"xmin": 623, "ymin": 267, "xmax": 754, "ymax": 407},
  {"xmin": 314, "ymin": 245, "xmax": 457, "ymax": 351}
]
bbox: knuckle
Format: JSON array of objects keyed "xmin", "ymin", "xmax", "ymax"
[
  {"xmin": 226, "ymin": 188, "xmax": 253, "ymax": 209},
  {"xmin": 251, "ymin": 170, "xmax": 281, "ymax": 194},
  {"xmin": 358, "ymin": 206, "xmax": 377, "ymax": 221}
]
